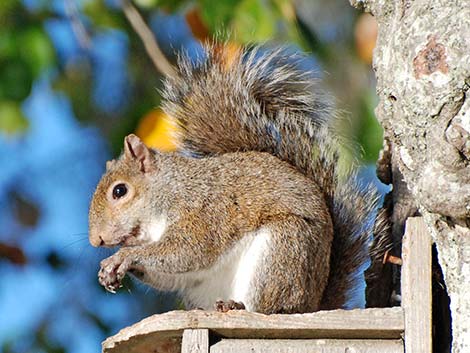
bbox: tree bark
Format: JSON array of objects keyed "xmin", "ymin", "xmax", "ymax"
[{"xmin": 350, "ymin": 1, "xmax": 470, "ymax": 352}]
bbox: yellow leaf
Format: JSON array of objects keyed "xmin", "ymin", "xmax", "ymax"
[
  {"xmin": 354, "ymin": 13, "xmax": 378, "ymax": 65},
  {"xmin": 135, "ymin": 109, "xmax": 178, "ymax": 152}
]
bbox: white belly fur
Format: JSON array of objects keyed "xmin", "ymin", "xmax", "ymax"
[{"xmin": 180, "ymin": 228, "xmax": 271, "ymax": 311}]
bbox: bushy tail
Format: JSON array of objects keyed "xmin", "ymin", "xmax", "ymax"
[{"xmin": 162, "ymin": 45, "xmax": 379, "ymax": 309}]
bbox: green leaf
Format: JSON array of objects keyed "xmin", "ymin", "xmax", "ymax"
[
  {"xmin": 134, "ymin": 0, "xmax": 159, "ymax": 9},
  {"xmin": 199, "ymin": 0, "xmax": 240, "ymax": 33},
  {"xmin": 0, "ymin": 30, "xmax": 16, "ymax": 59},
  {"xmin": 232, "ymin": 0, "xmax": 275, "ymax": 44},
  {"xmin": 0, "ymin": 100, "xmax": 29, "ymax": 135},
  {"xmin": 18, "ymin": 27, "xmax": 56, "ymax": 76},
  {"xmin": 83, "ymin": 0, "xmax": 127, "ymax": 29},
  {"xmin": 0, "ymin": 57, "xmax": 33, "ymax": 101},
  {"xmin": 357, "ymin": 92, "xmax": 383, "ymax": 163},
  {"xmin": 0, "ymin": 0, "xmax": 18, "ymax": 17}
]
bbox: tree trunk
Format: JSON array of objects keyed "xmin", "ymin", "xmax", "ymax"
[{"xmin": 350, "ymin": 1, "xmax": 470, "ymax": 352}]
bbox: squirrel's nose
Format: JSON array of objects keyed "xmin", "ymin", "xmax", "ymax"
[{"xmin": 90, "ymin": 234, "xmax": 105, "ymax": 247}]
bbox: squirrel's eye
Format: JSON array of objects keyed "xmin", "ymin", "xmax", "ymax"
[{"xmin": 112, "ymin": 184, "xmax": 128, "ymax": 199}]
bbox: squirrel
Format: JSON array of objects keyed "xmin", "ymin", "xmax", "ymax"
[{"xmin": 88, "ymin": 46, "xmax": 382, "ymax": 314}]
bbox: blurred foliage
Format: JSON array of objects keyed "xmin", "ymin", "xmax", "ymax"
[
  {"xmin": 0, "ymin": 1, "xmax": 381, "ymax": 352},
  {"xmin": 0, "ymin": 0, "xmax": 381, "ymax": 159},
  {"xmin": 0, "ymin": 101, "xmax": 29, "ymax": 134},
  {"xmin": 0, "ymin": 1, "xmax": 55, "ymax": 136}
]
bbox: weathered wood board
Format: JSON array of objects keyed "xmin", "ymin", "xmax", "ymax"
[
  {"xmin": 211, "ymin": 339, "xmax": 403, "ymax": 353},
  {"xmin": 182, "ymin": 329, "xmax": 209, "ymax": 353},
  {"xmin": 401, "ymin": 217, "xmax": 432, "ymax": 353},
  {"xmin": 102, "ymin": 307, "xmax": 404, "ymax": 353}
]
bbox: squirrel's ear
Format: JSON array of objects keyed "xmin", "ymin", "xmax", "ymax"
[
  {"xmin": 124, "ymin": 134, "xmax": 155, "ymax": 173},
  {"xmin": 106, "ymin": 160, "xmax": 115, "ymax": 170}
]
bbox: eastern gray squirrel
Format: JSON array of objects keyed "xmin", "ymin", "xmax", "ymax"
[{"xmin": 88, "ymin": 46, "xmax": 382, "ymax": 314}]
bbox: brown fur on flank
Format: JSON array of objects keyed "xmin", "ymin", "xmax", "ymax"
[{"xmin": 89, "ymin": 45, "xmax": 383, "ymax": 313}]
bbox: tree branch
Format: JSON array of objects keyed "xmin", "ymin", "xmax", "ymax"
[
  {"xmin": 121, "ymin": 0, "xmax": 176, "ymax": 78},
  {"xmin": 64, "ymin": 0, "xmax": 92, "ymax": 50}
]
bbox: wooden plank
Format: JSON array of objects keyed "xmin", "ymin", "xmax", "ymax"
[
  {"xmin": 401, "ymin": 217, "xmax": 432, "ymax": 353},
  {"xmin": 139, "ymin": 336, "xmax": 180, "ymax": 353},
  {"xmin": 102, "ymin": 307, "xmax": 404, "ymax": 352},
  {"xmin": 182, "ymin": 329, "xmax": 209, "ymax": 353},
  {"xmin": 211, "ymin": 339, "xmax": 404, "ymax": 353},
  {"xmin": 102, "ymin": 332, "xmax": 182, "ymax": 353}
]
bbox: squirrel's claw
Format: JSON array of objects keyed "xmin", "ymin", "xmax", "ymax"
[{"xmin": 98, "ymin": 253, "xmax": 132, "ymax": 293}]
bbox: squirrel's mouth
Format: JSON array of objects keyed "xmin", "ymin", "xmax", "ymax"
[{"xmin": 120, "ymin": 223, "xmax": 141, "ymax": 246}]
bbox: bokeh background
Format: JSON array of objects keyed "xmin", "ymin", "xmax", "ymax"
[{"xmin": 0, "ymin": 1, "xmax": 385, "ymax": 352}]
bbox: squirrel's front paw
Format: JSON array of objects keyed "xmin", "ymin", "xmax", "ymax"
[{"xmin": 98, "ymin": 253, "xmax": 132, "ymax": 293}]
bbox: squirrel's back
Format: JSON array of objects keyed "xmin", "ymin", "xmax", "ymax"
[{"xmin": 162, "ymin": 45, "xmax": 378, "ymax": 309}]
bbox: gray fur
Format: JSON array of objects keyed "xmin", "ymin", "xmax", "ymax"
[
  {"xmin": 163, "ymin": 45, "xmax": 379, "ymax": 309},
  {"xmin": 90, "ymin": 45, "xmax": 382, "ymax": 313}
]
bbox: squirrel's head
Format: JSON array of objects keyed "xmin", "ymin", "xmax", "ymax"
[{"xmin": 89, "ymin": 134, "xmax": 161, "ymax": 247}]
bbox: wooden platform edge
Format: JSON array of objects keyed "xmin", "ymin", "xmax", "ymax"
[
  {"xmin": 102, "ymin": 307, "xmax": 404, "ymax": 352},
  {"xmin": 401, "ymin": 217, "xmax": 432, "ymax": 353}
]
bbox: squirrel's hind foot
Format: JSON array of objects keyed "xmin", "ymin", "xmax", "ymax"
[{"xmin": 214, "ymin": 299, "xmax": 246, "ymax": 312}]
